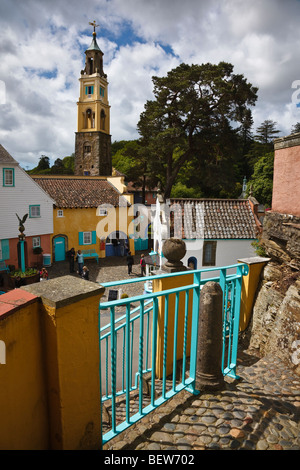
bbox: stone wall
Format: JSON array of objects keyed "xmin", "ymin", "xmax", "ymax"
[
  {"xmin": 247, "ymin": 211, "xmax": 300, "ymax": 376},
  {"xmin": 75, "ymin": 131, "xmax": 112, "ymax": 176}
]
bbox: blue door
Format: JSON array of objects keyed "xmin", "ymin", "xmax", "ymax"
[{"xmin": 54, "ymin": 237, "xmax": 65, "ymax": 261}]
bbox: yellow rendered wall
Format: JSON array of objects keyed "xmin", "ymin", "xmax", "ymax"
[
  {"xmin": 54, "ymin": 207, "xmax": 100, "ymax": 253},
  {"xmin": 0, "ymin": 281, "xmax": 104, "ymax": 450},
  {"xmin": 239, "ymin": 261, "xmax": 268, "ymax": 331},
  {"xmin": 153, "ymin": 273, "xmax": 193, "ymax": 379},
  {"xmin": 53, "ymin": 206, "xmax": 135, "ymax": 257},
  {"xmin": 0, "ymin": 302, "xmax": 49, "ymax": 450},
  {"xmin": 42, "ymin": 294, "xmax": 102, "ymax": 450}
]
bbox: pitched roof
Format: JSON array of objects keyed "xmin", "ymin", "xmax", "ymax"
[
  {"xmin": 170, "ymin": 198, "xmax": 258, "ymax": 239},
  {"xmin": 0, "ymin": 144, "xmax": 18, "ymax": 164},
  {"xmin": 32, "ymin": 176, "xmax": 129, "ymax": 208}
]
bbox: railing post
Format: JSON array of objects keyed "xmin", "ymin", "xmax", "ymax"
[
  {"xmin": 195, "ymin": 281, "xmax": 225, "ymax": 392},
  {"xmin": 186, "ymin": 270, "xmax": 200, "ymax": 394}
]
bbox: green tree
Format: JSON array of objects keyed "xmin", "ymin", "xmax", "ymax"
[
  {"xmin": 112, "ymin": 140, "xmax": 157, "ymax": 204},
  {"xmin": 37, "ymin": 155, "xmax": 50, "ymax": 170},
  {"xmin": 28, "ymin": 154, "xmax": 74, "ymax": 175},
  {"xmin": 51, "ymin": 158, "xmax": 65, "ymax": 174},
  {"xmin": 27, "ymin": 155, "xmax": 51, "ymax": 174},
  {"xmin": 170, "ymin": 181, "xmax": 202, "ymax": 198},
  {"xmin": 255, "ymin": 120, "xmax": 280, "ymax": 145},
  {"xmin": 62, "ymin": 155, "xmax": 74, "ymax": 174},
  {"xmin": 244, "ymin": 120, "xmax": 280, "ymax": 174},
  {"xmin": 247, "ymin": 152, "xmax": 274, "ymax": 207},
  {"xmin": 137, "ymin": 62, "xmax": 258, "ymax": 199},
  {"xmin": 291, "ymin": 122, "xmax": 300, "ymax": 134}
]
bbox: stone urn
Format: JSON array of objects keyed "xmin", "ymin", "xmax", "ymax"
[{"xmin": 162, "ymin": 238, "xmax": 187, "ymax": 272}]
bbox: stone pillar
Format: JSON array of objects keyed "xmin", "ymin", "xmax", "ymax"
[
  {"xmin": 161, "ymin": 238, "xmax": 187, "ymax": 273},
  {"xmin": 196, "ymin": 281, "xmax": 225, "ymax": 391}
]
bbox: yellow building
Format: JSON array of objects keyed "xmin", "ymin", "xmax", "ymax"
[{"xmin": 32, "ymin": 175, "xmax": 135, "ymax": 262}]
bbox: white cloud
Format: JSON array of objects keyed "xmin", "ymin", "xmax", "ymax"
[
  {"xmin": 0, "ymin": 0, "xmax": 300, "ymax": 167},
  {"xmin": 108, "ymin": 41, "xmax": 179, "ymax": 140}
]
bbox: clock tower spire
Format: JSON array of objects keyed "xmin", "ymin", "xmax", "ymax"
[{"xmin": 75, "ymin": 21, "xmax": 112, "ymax": 176}]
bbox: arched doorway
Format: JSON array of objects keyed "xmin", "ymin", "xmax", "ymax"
[{"xmin": 188, "ymin": 256, "xmax": 197, "ymax": 270}]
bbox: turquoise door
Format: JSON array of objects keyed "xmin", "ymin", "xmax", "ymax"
[{"xmin": 54, "ymin": 237, "xmax": 65, "ymax": 261}]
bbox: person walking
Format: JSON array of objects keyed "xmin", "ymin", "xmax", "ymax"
[
  {"xmin": 126, "ymin": 251, "xmax": 134, "ymax": 275},
  {"xmin": 140, "ymin": 253, "xmax": 146, "ymax": 277},
  {"xmin": 76, "ymin": 249, "xmax": 84, "ymax": 276}
]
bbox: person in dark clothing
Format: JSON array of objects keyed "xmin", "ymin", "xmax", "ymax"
[
  {"xmin": 126, "ymin": 251, "xmax": 134, "ymax": 275},
  {"xmin": 82, "ymin": 265, "xmax": 89, "ymax": 280},
  {"xmin": 112, "ymin": 238, "xmax": 119, "ymax": 255},
  {"xmin": 76, "ymin": 250, "xmax": 84, "ymax": 276},
  {"xmin": 68, "ymin": 247, "xmax": 75, "ymax": 273}
]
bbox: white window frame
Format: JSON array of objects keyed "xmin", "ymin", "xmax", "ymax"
[
  {"xmin": 29, "ymin": 205, "xmax": 41, "ymax": 218},
  {"xmin": 32, "ymin": 236, "xmax": 41, "ymax": 248},
  {"xmin": 57, "ymin": 209, "xmax": 64, "ymax": 218},
  {"xmin": 83, "ymin": 231, "xmax": 92, "ymax": 245},
  {"xmin": 98, "ymin": 208, "xmax": 108, "ymax": 216},
  {"xmin": 3, "ymin": 168, "xmax": 14, "ymax": 186}
]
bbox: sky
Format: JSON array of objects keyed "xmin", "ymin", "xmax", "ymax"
[{"xmin": 1, "ymin": 0, "xmax": 300, "ymax": 169}]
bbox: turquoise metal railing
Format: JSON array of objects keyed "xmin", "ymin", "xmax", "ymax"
[{"xmin": 99, "ymin": 263, "xmax": 248, "ymax": 445}]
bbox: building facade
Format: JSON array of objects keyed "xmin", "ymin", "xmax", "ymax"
[
  {"xmin": 32, "ymin": 175, "xmax": 135, "ymax": 261},
  {"xmin": 0, "ymin": 145, "xmax": 54, "ymax": 269},
  {"xmin": 152, "ymin": 197, "xmax": 259, "ymax": 276},
  {"xmin": 273, "ymin": 133, "xmax": 300, "ymax": 217}
]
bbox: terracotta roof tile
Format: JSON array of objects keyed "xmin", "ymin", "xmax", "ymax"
[
  {"xmin": 170, "ymin": 198, "xmax": 257, "ymax": 239},
  {"xmin": 32, "ymin": 176, "xmax": 128, "ymax": 208}
]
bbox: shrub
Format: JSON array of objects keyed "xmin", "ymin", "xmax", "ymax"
[{"xmin": 11, "ymin": 268, "xmax": 38, "ymax": 278}]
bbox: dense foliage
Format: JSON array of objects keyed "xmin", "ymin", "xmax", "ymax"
[
  {"xmin": 136, "ymin": 62, "xmax": 258, "ymax": 200},
  {"xmin": 27, "ymin": 154, "xmax": 74, "ymax": 175}
]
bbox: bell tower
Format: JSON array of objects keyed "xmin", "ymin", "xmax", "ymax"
[{"xmin": 75, "ymin": 21, "xmax": 112, "ymax": 176}]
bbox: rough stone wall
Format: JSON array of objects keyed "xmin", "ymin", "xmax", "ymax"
[
  {"xmin": 75, "ymin": 131, "xmax": 112, "ymax": 176},
  {"xmin": 247, "ymin": 211, "xmax": 300, "ymax": 376}
]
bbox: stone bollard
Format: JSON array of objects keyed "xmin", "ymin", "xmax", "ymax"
[{"xmin": 196, "ymin": 281, "xmax": 225, "ymax": 391}]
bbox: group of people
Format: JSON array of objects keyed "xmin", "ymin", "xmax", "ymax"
[
  {"xmin": 67, "ymin": 247, "xmax": 146, "ymax": 280},
  {"xmin": 68, "ymin": 248, "xmax": 89, "ymax": 280}
]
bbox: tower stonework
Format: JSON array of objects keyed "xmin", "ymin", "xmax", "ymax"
[{"xmin": 75, "ymin": 23, "xmax": 112, "ymax": 176}]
